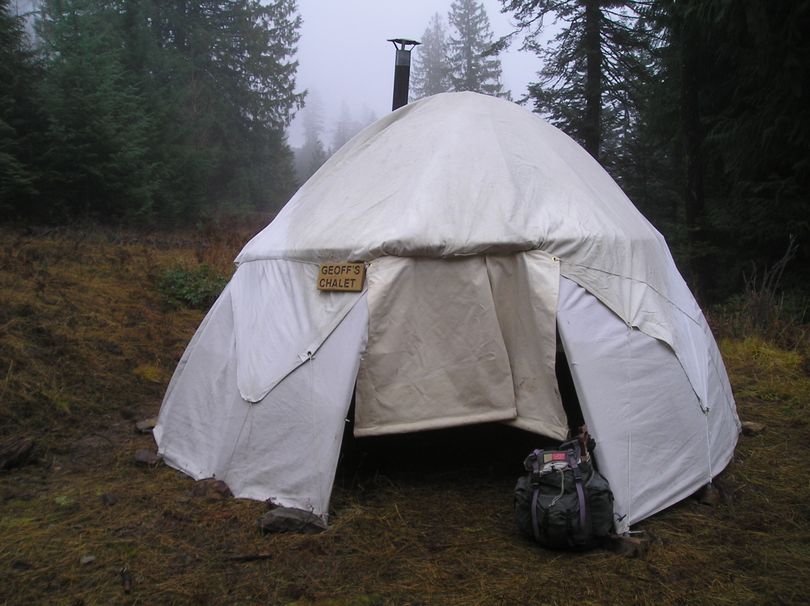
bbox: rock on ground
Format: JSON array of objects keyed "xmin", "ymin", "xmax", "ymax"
[{"xmin": 258, "ymin": 507, "xmax": 327, "ymax": 534}]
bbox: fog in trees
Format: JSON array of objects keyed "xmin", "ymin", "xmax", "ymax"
[
  {"xmin": 411, "ymin": 13, "xmax": 451, "ymax": 100},
  {"xmin": 291, "ymin": 94, "xmax": 377, "ymax": 184},
  {"xmin": 447, "ymin": 0, "xmax": 507, "ymax": 97},
  {"xmin": 330, "ymin": 102, "xmax": 363, "ymax": 154},
  {"xmin": 2, "ymin": 0, "xmax": 304, "ymax": 223},
  {"xmin": 293, "ymin": 92, "xmax": 328, "ymax": 184},
  {"xmin": 1, "ymin": 0, "xmax": 807, "ymax": 298}
]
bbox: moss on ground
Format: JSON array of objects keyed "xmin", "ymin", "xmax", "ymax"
[{"xmin": 1, "ymin": 226, "xmax": 809, "ymax": 605}]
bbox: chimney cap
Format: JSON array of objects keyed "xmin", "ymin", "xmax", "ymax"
[{"xmin": 388, "ymin": 38, "xmax": 421, "ymax": 50}]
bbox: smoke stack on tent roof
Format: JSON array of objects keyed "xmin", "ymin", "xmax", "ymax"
[{"xmin": 388, "ymin": 38, "xmax": 420, "ymax": 111}]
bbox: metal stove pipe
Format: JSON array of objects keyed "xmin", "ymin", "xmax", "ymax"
[{"xmin": 388, "ymin": 38, "xmax": 421, "ymax": 111}]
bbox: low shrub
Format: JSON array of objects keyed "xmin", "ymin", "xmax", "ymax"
[
  {"xmin": 157, "ymin": 264, "xmax": 228, "ymax": 309},
  {"xmin": 710, "ymin": 237, "xmax": 808, "ymax": 352}
]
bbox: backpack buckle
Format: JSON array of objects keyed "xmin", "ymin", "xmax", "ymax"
[{"xmin": 526, "ymin": 449, "xmax": 544, "ymax": 485}]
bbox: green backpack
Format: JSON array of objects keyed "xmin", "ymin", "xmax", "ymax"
[{"xmin": 514, "ymin": 437, "xmax": 614, "ymax": 549}]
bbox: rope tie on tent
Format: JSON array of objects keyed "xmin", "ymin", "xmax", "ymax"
[
  {"xmin": 304, "ymin": 351, "xmax": 316, "ymax": 416},
  {"xmin": 304, "ymin": 349, "xmax": 323, "ymax": 508}
]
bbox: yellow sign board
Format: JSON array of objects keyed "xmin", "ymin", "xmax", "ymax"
[{"xmin": 317, "ymin": 262, "xmax": 365, "ymax": 292}]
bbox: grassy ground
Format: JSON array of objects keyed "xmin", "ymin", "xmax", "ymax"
[{"xmin": 1, "ymin": 226, "xmax": 809, "ymax": 606}]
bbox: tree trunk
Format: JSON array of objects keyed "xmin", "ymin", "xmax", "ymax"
[
  {"xmin": 678, "ymin": 13, "xmax": 707, "ymax": 297},
  {"xmin": 582, "ymin": 0, "xmax": 602, "ymax": 160}
]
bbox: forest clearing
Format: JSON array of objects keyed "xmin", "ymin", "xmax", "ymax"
[
  {"xmin": 3, "ymin": 0, "xmax": 810, "ymax": 604},
  {"xmin": 1, "ymin": 226, "xmax": 808, "ymax": 606}
]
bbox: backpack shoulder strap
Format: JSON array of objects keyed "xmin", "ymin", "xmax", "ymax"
[
  {"xmin": 530, "ymin": 485, "xmax": 542, "ymax": 542},
  {"xmin": 568, "ymin": 450, "xmax": 588, "ymax": 530},
  {"xmin": 528, "ymin": 449, "xmax": 544, "ymax": 542}
]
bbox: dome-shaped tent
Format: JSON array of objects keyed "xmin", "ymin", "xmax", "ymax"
[{"xmin": 155, "ymin": 92, "xmax": 739, "ymax": 533}]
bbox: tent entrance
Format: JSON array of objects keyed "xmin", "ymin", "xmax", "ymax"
[
  {"xmin": 556, "ymin": 333, "xmax": 585, "ymax": 436},
  {"xmin": 354, "ymin": 251, "xmax": 569, "ymax": 440},
  {"xmin": 337, "ymin": 403, "xmax": 569, "ymax": 487},
  {"xmin": 336, "ymin": 326, "xmax": 586, "ymax": 485}
]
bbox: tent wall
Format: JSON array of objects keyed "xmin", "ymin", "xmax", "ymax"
[
  {"xmin": 230, "ymin": 260, "xmax": 364, "ymax": 403},
  {"xmin": 156, "ymin": 260, "xmax": 738, "ymax": 530},
  {"xmin": 155, "ymin": 281, "xmax": 368, "ymax": 519},
  {"xmin": 557, "ymin": 277, "xmax": 738, "ymax": 533}
]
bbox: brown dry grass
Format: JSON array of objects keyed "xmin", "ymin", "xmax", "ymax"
[{"xmin": 1, "ymin": 225, "xmax": 809, "ymax": 606}]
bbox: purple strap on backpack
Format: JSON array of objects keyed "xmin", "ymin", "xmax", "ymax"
[{"xmin": 529, "ymin": 449, "xmax": 543, "ymax": 542}]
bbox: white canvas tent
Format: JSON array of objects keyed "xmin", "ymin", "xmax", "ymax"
[{"xmin": 154, "ymin": 92, "xmax": 739, "ymax": 533}]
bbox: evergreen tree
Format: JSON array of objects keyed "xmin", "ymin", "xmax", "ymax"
[
  {"xmin": 447, "ymin": 0, "xmax": 506, "ymax": 97},
  {"xmin": 0, "ymin": 0, "xmax": 43, "ymax": 217},
  {"xmin": 330, "ymin": 102, "xmax": 362, "ymax": 154},
  {"xmin": 36, "ymin": 0, "xmax": 157, "ymax": 220},
  {"xmin": 359, "ymin": 107, "xmax": 378, "ymax": 129},
  {"xmin": 609, "ymin": 70, "xmax": 682, "ymax": 244},
  {"xmin": 647, "ymin": 0, "xmax": 711, "ymax": 292},
  {"xmin": 411, "ymin": 12, "xmax": 450, "ymax": 100},
  {"xmin": 503, "ymin": 0, "xmax": 810, "ymax": 297},
  {"xmin": 139, "ymin": 0, "xmax": 304, "ymax": 218},
  {"xmin": 25, "ymin": 0, "xmax": 303, "ymax": 223},
  {"xmin": 294, "ymin": 92, "xmax": 327, "ymax": 183},
  {"xmin": 694, "ymin": 0, "xmax": 810, "ymax": 263},
  {"xmin": 501, "ymin": 1, "xmax": 651, "ymax": 163},
  {"xmin": 641, "ymin": 0, "xmax": 810, "ymax": 296}
]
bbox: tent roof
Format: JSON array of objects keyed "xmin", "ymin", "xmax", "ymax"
[
  {"xmin": 236, "ymin": 91, "xmax": 716, "ymax": 412},
  {"xmin": 237, "ymin": 91, "xmax": 664, "ymax": 273}
]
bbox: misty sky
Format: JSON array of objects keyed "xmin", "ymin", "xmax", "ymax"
[{"xmin": 286, "ymin": 0, "xmax": 543, "ymax": 147}]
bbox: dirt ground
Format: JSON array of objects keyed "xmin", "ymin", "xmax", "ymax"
[{"xmin": 1, "ymin": 227, "xmax": 809, "ymax": 605}]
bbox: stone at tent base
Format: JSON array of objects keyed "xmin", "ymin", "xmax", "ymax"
[
  {"xmin": 134, "ymin": 449, "xmax": 161, "ymax": 466},
  {"xmin": 190, "ymin": 478, "xmax": 232, "ymax": 500},
  {"xmin": 0, "ymin": 436, "xmax": 35, "ymax": 470},
  {"xmin": 258, "ymin": 507, "xmax": 327, "ymax": 534},
  {"xmin": 697, "ymin": 482, "xmax": 723, "ymax": 506},
  {"xmin": 609, "ymin": 533, "xmax": 651, "ymax": 558},
  {"xmin": 135, "ymin": 417, "xmax": 158, "ymax": 433},
  {"xmin": 741, "ymin": 421, "xmax": 765, "ymax": 437}
]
